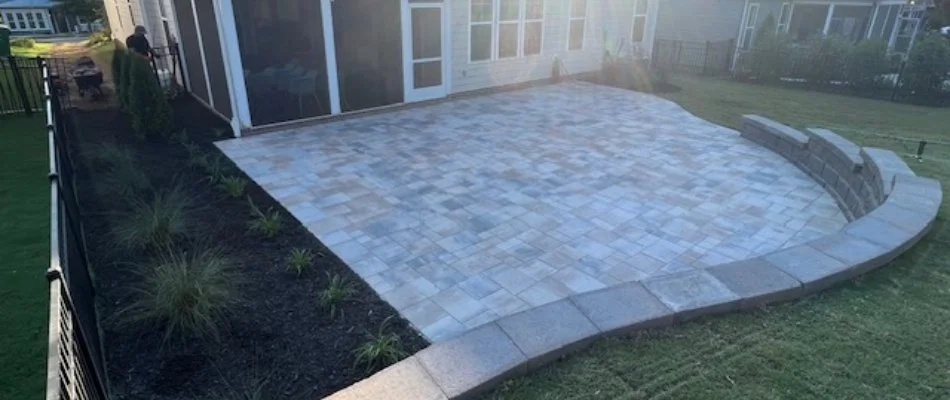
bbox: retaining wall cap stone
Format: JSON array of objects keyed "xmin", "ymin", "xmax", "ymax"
[
  {"xmin": 416, "ymin": 322, "xmax": 527, "ymax": 398},
  {"xmin": 742, "ymin": 115, "xmax": 809, "ymax": 148}
]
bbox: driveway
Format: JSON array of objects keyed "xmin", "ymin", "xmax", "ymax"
[{"xmin": 218, "ymin": 82, "xmax": 846, "ymax": 341}]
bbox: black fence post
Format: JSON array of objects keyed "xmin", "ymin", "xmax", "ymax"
[{"xmin": 8, "ymin": 56, "xmax": 33, "ymax": 115}]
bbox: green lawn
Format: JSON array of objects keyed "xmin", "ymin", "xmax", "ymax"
[
  {"xmin": 0, "ymin": 114, "xmax": 50, "ymax": 400},
  {"xmin": 484, "ymin": 76, "xmax": 950, "ymax": 399}
]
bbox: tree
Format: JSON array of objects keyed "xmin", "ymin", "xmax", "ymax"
[
  {"xmin": 929, "ymin": 0, "xmax": 950, "ymax": 30},
  {"xmin": 128, "ymin": 55, "xmax": 174, "ymax": 138}
]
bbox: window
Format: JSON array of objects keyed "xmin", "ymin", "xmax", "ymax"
[
  {"xmin": 631, "ymin": 0, "xmax": 648, "ymax": 43},
  {"xmin": 777, "ymin": 3, "xmax": 791, "ymax": 32},
  {"xmin": 568, "ymin": 0, "xmax": 586, "ymax": 50},
  {"xmin": 26, "ymin": 13, "xmax": 35, "ymax": 29},
  {"xmin": 36, "ymin": 13, "xmax": 46, "ymax": 29},
  {"xmin": 470, "ymin": 0, "xmax": 493, "ymax": 61},
  {"xmin": 3, "ymin": 13, "xmax": 13, "ymax": 29},
  {"xmin": 470, "ymin": 0, "xmax": 545, "ymax": 62},
  {"xmin": 739, "ymin": 3, "xmax": 759, "ymax": 50},
  {"xmin": 16, "ymin": 12, "xmax": 26, "ymax": 30},
  {"xmin": 523, "ymin": 0, "xmax": 543, "ymax": 56},
  {"xmin": 498, "ymin": 0, "xmax": 520, "ymax": 58}
]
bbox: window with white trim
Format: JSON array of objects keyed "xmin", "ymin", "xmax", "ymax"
[
  {"xmin": 470, "ymin": 0, "xmax": 545, "ymax": 62},
  {"xmin": 777, "ymin": 3, "xmax": 791, "ymax": 32},
  {"xmin": 568, "ymin": 0, "xmax": 586, "ymax": 50},
  {"xmin": 631, "ymin": 0, "xmax": 648, "ymax": 43},
  {"xmin": 36, "ymin": 12, "xmax": 46, "ymax": 29},
  {"xmin": 15, "ymin": 12, "xmax": 26, "ymax": 30},
  {"xmin": 26, "ymin": 12, "xmax": 35, "ymax": 29},
  {"xmin": 739, "ymin": 3, "xmax": 759, "ymax": 50},
  {"xmin": 523, "ymin": 0, "xmax": 543, "ymax": 56},
  {"xmin": 498, "ymin": 0, "xmax": 520, "ymax": 58},
  {"xmin": 470, "ymin": 0, "xmax": 494, "ymax": 61}
]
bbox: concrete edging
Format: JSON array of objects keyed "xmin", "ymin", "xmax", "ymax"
[{"xmin": 325, "ymin": 115, "xmax": 941, "ymax": 400}]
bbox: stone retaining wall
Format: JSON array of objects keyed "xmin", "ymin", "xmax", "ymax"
[{"xmin": 326, "ymin": 116, "xmax": 942, "ymax": 400}]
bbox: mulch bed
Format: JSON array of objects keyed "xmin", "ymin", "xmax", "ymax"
[{"xmin": 70, "ymin": 95, "xmax": 428, "ymax": 399}]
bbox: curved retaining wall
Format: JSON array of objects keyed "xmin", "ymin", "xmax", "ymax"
[{"xmin": 326, "ymin": 115, "xmax": 942, "ymax": 400}]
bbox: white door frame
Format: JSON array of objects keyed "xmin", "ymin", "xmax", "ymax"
[{"xmin": 401, "ymin": 0, "xmax": 449, "ymax": 103}]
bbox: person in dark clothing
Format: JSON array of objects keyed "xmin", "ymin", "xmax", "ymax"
[{"xmin": 125, "ymin": 25, "xmax": 154, "ymax": 58}]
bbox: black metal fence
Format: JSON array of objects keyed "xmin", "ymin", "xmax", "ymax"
[
  {"xmin": 734, "ymin": 48, "xmax": 950, "ymax": 106},
  {"xmin": 652, "ymin": 39, "xmax": 735, "ymax": 76},
  {"xmin": 0, "ymin": 56, "xmax": 69, "ymax": 115},
  {"xmin": 42, "ymin": 59, "xmax": 109, "ymax": 400},
  {"xmin": 150, "ymin": 44, "xmax": 187, "ymax": 92}
]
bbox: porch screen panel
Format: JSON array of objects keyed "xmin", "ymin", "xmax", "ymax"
[
  {"xmin": 232, "ymin": 0, "xmax": 331, "ymax": 125},
  {"xmin": 173, "ymin": 0, "xmax": 210, "ymax": 106},
  {"xmin": 195, "ymin": 0, "xmax": 233, "ymax": 119},
  {"xmin": 787, "ymin": 4, "xmax": 829, "ymax": 42},
  {"xmin": 827, "ymin": 5, "xmax": 872, "ymax": 42},
  {"xmin": 332, "ymin": 0, "xmax": 404, "ymax": 112}
]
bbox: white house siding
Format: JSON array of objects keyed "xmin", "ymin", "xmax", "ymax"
[
  {"xmin": 450, "ymin": 0, "xmax": 615, "ymax": 94},
  {"xmin": 655, "ymin": 0, "xmax": 746, "ymax": 42}
]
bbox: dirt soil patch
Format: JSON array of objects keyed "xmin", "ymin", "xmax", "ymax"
[{"xmin": 71, "ymin": 96, "xmax": 427, "ymax": 399}]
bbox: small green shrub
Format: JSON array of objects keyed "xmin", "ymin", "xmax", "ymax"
[
  {"xmin": 247, "ymin": 196, "xmax": 281, "ymax": 238},
  {"xmin": 353, "ymin": 316, "xmax": 406, "ymax": 373},
  {"xmin": 319, "ymin": 273, "xmax": 355, "ymax": 319},
  {"xmin": 95, "ymin": 156, "xmax": 150, "ymax": 199},
  {"xmin": 82, "ymin": 141, "xmax": 135, "ymax": 170},
  {"xmin": 85, "ymin": 31, "xmax": 111, "ymax": 48},
  {"xmin": 199, "ymin": 154, "xmax": 230, "ymax": 184},
  {"xmin": 903, "ymin": 32, "xmax": 950, "ymax": 103},
  {"xmin": 10, "ymin": 37, "xmax": 35, "ymax": 48},
  {"xmin": 112, "ymin": 187, "xmax": 191, "ymax": 250},
  {"xmin": 124, "ymin": 248, "xmax": 238, "ymax": 343},
  {"xmin": 286, "ymin": 248, "xmax": 314, "ymax": 276},
  {"xmin": 128, "ymin": 55, "xmax": 174, "ymax": 138},
  {"xmin": 217, "ymin": 176, "xmax": 247, "ymax": 198},
  {"xmin": 802, "ymin": 34, "xmax": 853, "ymax": 86},
  {"xmin": 846, "ymin": 40, "xmax": 892, "ymax": 92}
]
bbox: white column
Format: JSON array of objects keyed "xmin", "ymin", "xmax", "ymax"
[
  {"xmin": 214, "ymin": 0, "xmax": 251, "ymax": 135},
  {"xmin": 320, "ymin": 0, "xmax": 341, "ymax": 115},
  {"xmin": 822, "ymin": 4, "xmax": 835, "ymax": 35}
]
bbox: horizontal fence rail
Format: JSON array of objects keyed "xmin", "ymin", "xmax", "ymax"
[{"xmin": 43, "ymin": 59, "xmax": 109, "ymax": 400}]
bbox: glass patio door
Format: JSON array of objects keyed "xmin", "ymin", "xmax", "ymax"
[{"xmin": 402, "ymin": 0, "xmax": 447, "ymax": 102}]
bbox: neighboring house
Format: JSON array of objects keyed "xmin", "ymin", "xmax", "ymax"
[
  {"xmin": 0, "ymin": 0, "xmax": 86, "ymax": 34},
  {"xmin": 656, "ymin": 0, "xmax": 933, "ymax": 67},
  {"xmin": 101, "ymin": 0, "xmax": 179, "ymax": 48},
  {"xmin": 112, "ymin": 0, "xmax": 659, "ymax": 135}
]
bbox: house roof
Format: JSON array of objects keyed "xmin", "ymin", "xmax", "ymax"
[{"xmin": 0, "ymin": 0, "xmax": 59, "ymax": 9}]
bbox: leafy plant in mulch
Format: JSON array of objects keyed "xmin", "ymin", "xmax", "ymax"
[
  {"xmin": 128, "ymin": 54, "xmax": 174, "ymax": 139},
  {"xmin": 319, "ymin": 273, "xmax": 355, "ymax": 319},
  {"xmin": 217, "ymin": 176, "xmax": 248, "ymax": 198},
  {"xmin": 353, "ymin": 316, "xmax": 407, "ymax": 373},
  {"xmin": 247, "ymin": 196, "xmax": 281, "ymax": 239},
  {"xmin": 94, "ymin": 154, "xmax": 151, "ymax": 199},
  {"xmin": 286, "ymin": 248, "xmax": 315, "ymax": 276},
  {"xmin": 122, "ymin": 248, "xmax": 239, "ymax": 344},
  {"xmin": 81, "ymin": 141, "xmax": 135, "ymax": 170},
  {"xmin": 199, "ymin": 154, "xmax": 231, "ymax": 184},
  {"xmin": 112, "ymin": 186, "xmax": 191, "ymax": 250}
]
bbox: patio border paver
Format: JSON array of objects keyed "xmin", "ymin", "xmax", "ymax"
[{"xmin": 325, "ymin": 114, "xmax": 941, "ymax": 400}]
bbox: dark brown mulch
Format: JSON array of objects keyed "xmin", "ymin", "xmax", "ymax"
[{"xmin": 71, "ymin": 96, "xmax": 428, "ymax": 399}]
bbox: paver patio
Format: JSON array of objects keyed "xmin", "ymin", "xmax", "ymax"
[{"xmin": 217, "ymin": 82, "xmax": 846, "ymax": 341}]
